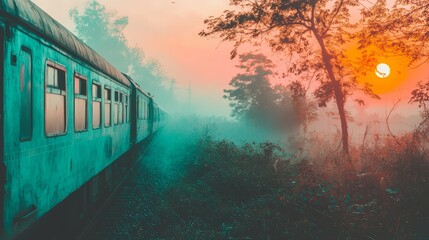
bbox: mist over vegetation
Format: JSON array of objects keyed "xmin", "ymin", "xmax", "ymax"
[
  {"xmin": 64, "ymin": 0, "xmax": 429, "ymax": 239},
  {"xmin": 115, "ymin": 113, "xmax": 428, "ymax": 239}
]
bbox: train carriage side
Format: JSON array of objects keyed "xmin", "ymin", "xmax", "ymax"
[
  {"xmin": 1, "ymin": 1, "xmax": 132, "ymax": 239},
  {"xmin": 133, "ymin": 82, "xmax": 152, "ymax": 143},
  {"xmin": 124, "ymin": 74, "xmax": 166, "ymax": 146}
]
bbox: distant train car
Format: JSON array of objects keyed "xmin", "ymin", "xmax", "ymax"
[
  {"xmin": 124, "ymin": 74, "xmax": 153, "ymax": 144},
  {"xmin": 0, "ymin": 0, "xmax": 167, "ymax": 239}
]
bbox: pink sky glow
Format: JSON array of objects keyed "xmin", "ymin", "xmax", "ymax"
[{"xmin": 30, "ymin": 0, "xmax": 428, "ymax": 121}]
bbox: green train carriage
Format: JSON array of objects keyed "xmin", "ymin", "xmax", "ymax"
[{"xmin": 0, "ymin": 0, "xmax": 167, "ymax": 239}]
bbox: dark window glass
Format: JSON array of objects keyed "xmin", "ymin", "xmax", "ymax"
[
  {"xmin": 113, "ymin": 91, "xmax": 119, "ymax": 125},
  {"xmin": 92, "ymin": 83, "xmax": 101, "ymax": 129},
  {"xmin": 125, "ymin": 95, "xmax": 128, "ymax": 123},
  {"xmin": 118, "ymin": 92, "xmax": 123, "ymax": 124},
  {"xmin": 45, "ymin": 63, "xmax": 66, "ymax": 136},
  {"xmin": 20, "ymin": 48, "xmax": 32, "ymax": 141},
  {"xmin": 104, "ymin": 87, "xmax": 111, "ymax": 127},
  {"xmin": 74, "ymin": 75, "xmax": 87, "ymax": 132}
]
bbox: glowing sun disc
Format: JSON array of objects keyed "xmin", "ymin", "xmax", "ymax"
[{"xmin": 375, "ymin": 63, "xmax": 391, "ymax": 78}]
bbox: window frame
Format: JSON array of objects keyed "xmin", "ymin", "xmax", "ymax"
[
  {"xmin": 119, "ymin": 92, "xmax": 123, "ymax": 124},
  {"xmin": 124, "ymin": 94, "xmax": 129, "ymax": 123},
  {"xmin": 92, "ymin": 81, "xmax": 102, "ymax": 130},
  {"xmin": 113, "ymin": 90, "xmax": 119, "ymax": 125},
  {"xmin": 45, "ymin": 60, "xmax": 67, "ymax": 137},
  {"xmin": 74, "ymin": 72, "xmax": 88, "ymax": 133},
  {"xmin": 104, "ymin": 86, "xmax": 112, "ymax": 128}
]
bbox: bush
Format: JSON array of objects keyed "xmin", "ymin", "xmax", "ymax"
[{"xmin": 146, "ymin": 121, "xmax": 429, "ymax": 239}]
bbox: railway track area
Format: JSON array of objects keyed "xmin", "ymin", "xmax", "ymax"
[{"xmin": 77, "ymin": 126, "xmax": 183, "ymax": 240}]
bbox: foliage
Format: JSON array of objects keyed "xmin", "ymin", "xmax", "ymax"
[
  {"xmin": 410, "ymin": 81, "xmax": 429, "ymax": 108},
  {"xmin": 155, "ymin": 131, "xmax": 429, "ymax": 239},
  {"xmin": 224, "ymin": 53, "xmax": 277, "ymax": 122},
  {"xmin": 199, "ymin": 0, "xmax": 387, "ymax": 153},
  {"xmin": 357, "ymin": 0, "xmax": 429, "ymax": 67},
  {"xmin": 224, "ymin": 53, "xmax": 318, "ymax": 133},
  {"xmin": 286, "ymin": 81, "xmax": 318, "ymax": 133},
  {"xmin": 70, "ymin": 0, "xmax": 176, "ymax": 109}
]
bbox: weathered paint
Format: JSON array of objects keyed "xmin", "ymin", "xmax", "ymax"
[{"xmin": 1, "ymin": 22, "xmax": 132, "ymax": 238}]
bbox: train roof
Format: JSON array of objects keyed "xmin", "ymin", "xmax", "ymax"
[
  {"xmin": 122, "ymin": 73, "xmax": 152, "ymax": 98},
  {"xmin": 0, "ymin": 0, "xmax": 131, "ymax": 87}
]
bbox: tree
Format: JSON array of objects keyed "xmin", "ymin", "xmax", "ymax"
[
  {"xmin": 224, "ymin": 53, "xmax": 278, "ymax": 126},
  {"xmin": 358, "ymin": 0, "xmax": 429, "ymax": 134},
  {"xmin": 357, "ymin": 0, "xmax": 429, "ymax": 67},
  {"xmin": 70, "ymin": 0, "xmax": 176, "ymax": 110},
  {"xmin": 224, "ymin": 53, "xmax": 316, "ymax": 133},
  {"xmin": 286, "ymin": 81, "xmax": 318, "ymax": 134},
  {"xmin": 70, "ymin": 0, "xmax": 131, "ymax": 72},
  {"xmin": 200, "ymin": 0, "xmax": 381, "ymax": 153},
  {"xmin": 409, "ymin": 81, "xmax": 429, "ymax": 131}
]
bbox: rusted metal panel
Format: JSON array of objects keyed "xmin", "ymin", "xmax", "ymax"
[{"xmin": 0, "ymin": 0, "xmax": 131, "ymax": 87}]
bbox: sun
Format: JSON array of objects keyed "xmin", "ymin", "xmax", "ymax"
[
  {"xmin": 375, "ymin": 63, "xmax": 390, "ymax": 78},
  {"xmin": 343, "ymin": 43, "xmax": 410, "ymax": 94}
]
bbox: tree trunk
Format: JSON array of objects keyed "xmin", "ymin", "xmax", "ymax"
[{"xmin": 313, "ymin": 30, "xmax": 349, "ymax": 154}]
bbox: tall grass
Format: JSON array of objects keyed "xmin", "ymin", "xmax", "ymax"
[{"xmin": 144, "ymin": 115, "xmax": 429, "ymax": 239}]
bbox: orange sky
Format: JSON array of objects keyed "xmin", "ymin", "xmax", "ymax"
[{"xmin": 30, "ymin": 0, "xmax": 429, "ymax": 119}]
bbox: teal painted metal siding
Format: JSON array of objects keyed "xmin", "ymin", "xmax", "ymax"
[
  {"xmin": 1, "ymin": 23, "xmax": 132, "ymax": 239},
  {"xmin": 0, "ymin": 1, "xmax": 168, "ymax": 239}
]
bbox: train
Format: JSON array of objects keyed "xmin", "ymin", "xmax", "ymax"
[{"xmin": 0, "ymin": 0, "xmax": 167, "ymax": 239}]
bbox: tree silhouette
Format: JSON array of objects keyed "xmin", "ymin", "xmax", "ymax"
[
  {"xmin": 224, "ymin": 53, "xmax": 278, "ymax": 126},
  {"xmin": 224, "ymin": 53, "xmax": 316, "ymax": 133},
  {"xmin": 286, "ymin": 81, "xmax": 318, "ymax": 134},
  {"xmin": 200, "ymin": 0, "xmax": 381, "ymax": 153},
  {"xmin": 70, "ymin": 1, "xmax": 131, "ymax": 72},
  {"xmin": 357, "ymin": 1, "xmax": 429, "ymax": 67},
  {"xmin": 70, "ymin": 0, "xmax": 176, "ymax": 110}
]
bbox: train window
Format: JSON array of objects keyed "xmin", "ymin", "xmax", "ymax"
[
  {"xmin": 45, "ymin": 62, "xmax": 67, "ymax": 136},
  {"xmin": 92, "ymin": 83, "xmax": 102, "ymax": 129},
  {"xmin": 104, "ymin": 87, "xmax": 111, "ymax": 127},
  {"xmin": 118, "ymin": 92, "xmax": 123, "ymax": 124},
  {"xmin": 19, "ymin": 48, "xmax": 32, "ymax": 141},
  {"xmin": 113, "ymin": 91, "xmax": 119, "ymax": 125},
  {"xmin": 124, "ymin": 95, "xmax": 128, "ymax": 123},
  {"xmin": 74, "ymin": 74, "xmax": 87, "ymax": 132}
]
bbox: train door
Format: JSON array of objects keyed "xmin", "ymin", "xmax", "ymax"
[{"xmin": 0, "ymin": 26, "xmax": 5, "ymax": 237}]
